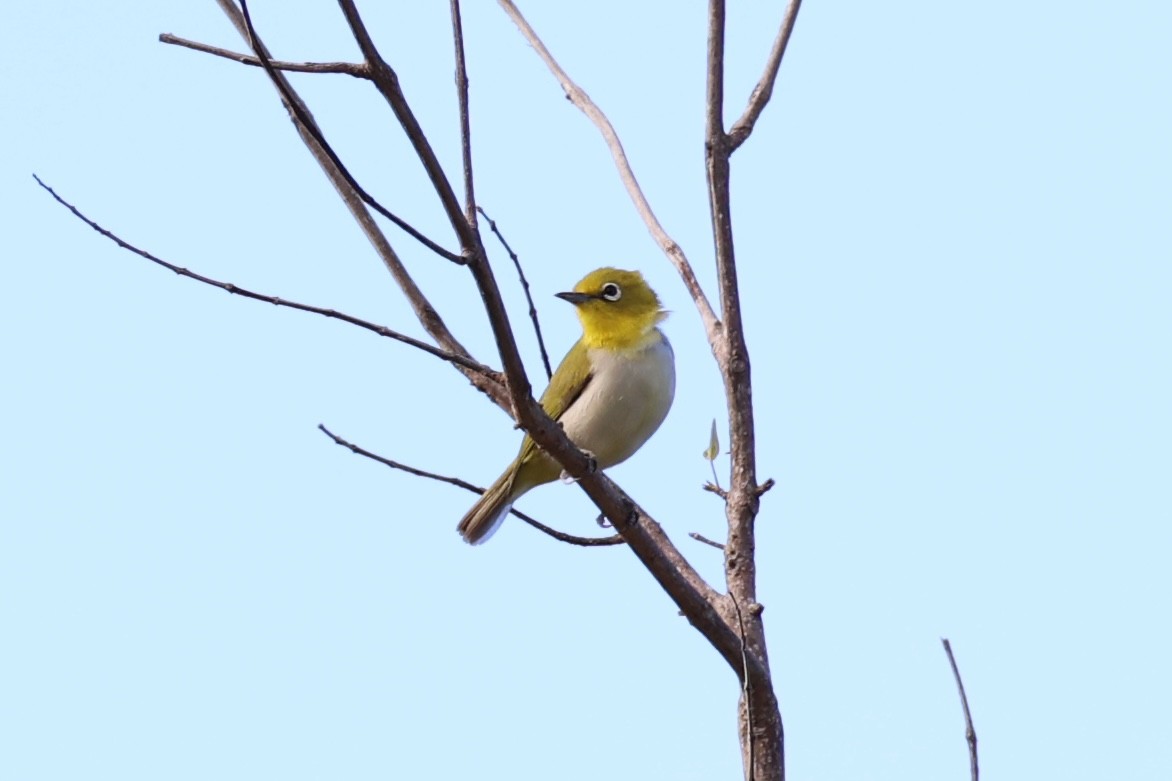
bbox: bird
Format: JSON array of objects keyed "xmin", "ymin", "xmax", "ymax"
[{"xmin": 457, "ymin": 267, "xmax": 676, "ymax": 544}]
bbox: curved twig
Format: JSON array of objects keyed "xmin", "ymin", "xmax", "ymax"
[
  {"xmin": 727, "ymin": 0, "xmax": 803, "ymax": 151},
  {"xmin": 234, "ymin": 0, "xmax": 464, "ymax": 264},
  {"xmin": 318, "ymin": 425, "xmax": 625, "ymax": 547},
  {"xmin": 212, "ymin": 0, "xmax": 505, "ymax": 410},
  {"xmin": 942, "ymin": 639, "xmax": 980, "ymax": 781},
  {"xmin": 33, "ymin": 175, "xmax": 497, "ymax": 379},
  {"xmin": 478, "ymin": 206, "xmax": 553, "ymax": 380},
  {"xmin": 496, "ymin": 0, "xmax": 721, "ymax": 349}
]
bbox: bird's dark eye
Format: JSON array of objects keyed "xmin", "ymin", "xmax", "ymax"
[{"xmin": 600, "ymin": 282, "xmax": 622, "ymax": 301}]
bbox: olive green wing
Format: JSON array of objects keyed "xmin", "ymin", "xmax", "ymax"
[
  {"xmin": 516, "ymin": 338, "xmax": 593, "ymax": 465},
  {"xmin": 537, "ymin": 338, "xmax": 593, "ymax": 421}
]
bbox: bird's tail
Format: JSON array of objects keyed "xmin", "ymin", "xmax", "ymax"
[{"xmin": 457, "ymin": 464, "xmax": 520, "ymax": 545}]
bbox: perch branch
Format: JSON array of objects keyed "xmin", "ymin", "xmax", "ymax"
[
  {"xmin": 227, "ymin": 0, "xmax": 759, "ymax": 710},
  {"xmin": 318, "ymin": 425, "xmax": 623, "ymax": 547}
]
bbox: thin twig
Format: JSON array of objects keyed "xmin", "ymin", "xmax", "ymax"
[
  {"xmin": 336, "ymin": 0, "xmax": 540, "ymax": 423},
  {"xmin": 755, "ymin": 478, "xmax": 776, "ymax": 497},
  {"xmin": 496, "ymin": 0, "xmax": 721, "ymax": 348},
  {"xmin": 730, "ymin": 593, "xmax": 755, "ymax": 781},
  {"xmin": 33, "ymin": 175, "xmax": 497, "ymax": 379},
  {"xmin": 211, "ymin": 0, "xmax": 503, "ymax": 409},
  {"xmin": 704, "ymin": 482, "xmax": 730, "ymax": 500},
  {"xmin": 477, "ymin": 206, "xmax": 553, "ymax": 380},
  {"xmin": 234, "ymin": 0, "xmax": 464, "ymax": 264},
  {"xmin": 337, "ymin": 0, "xmax": 479, "ymax": 256},
  {"xmin": 222, "ymin": 0, "xmax": 756, "ymax": 703},
  {"xmin": 942, "ymin": 639, "xmax": 980, "ymax": 781},
  {"xmin": 449, "ymin": 0, "xmax": 477, "ymax": 228},
  {"xmin": 727, "ymin": 0, "xmax": 803, "ymax": 151},
  {"xmin": 689, "ymin": 532, "xmax": 726, "ymax": 550},
  {"xmin": 159, "ymin": 33, "xmax": 367, "ymax": 76},
  {"xmin": 317, "ymin": 425, "xmax": 624, "ymax": 547}
]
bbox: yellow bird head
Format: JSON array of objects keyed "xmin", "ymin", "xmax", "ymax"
[{"xmin": 555, "ymin": 267, "xmax": 667, "ymax": 350}]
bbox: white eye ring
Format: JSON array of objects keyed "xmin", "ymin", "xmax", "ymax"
[{"xmin": 600, "ymin": 282, "xmax": 622, "ymax": 301}]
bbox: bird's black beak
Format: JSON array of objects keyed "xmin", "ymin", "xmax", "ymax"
[{"xmin": 555, "ymin": 291, "xmax": 593, "ymax": 305}]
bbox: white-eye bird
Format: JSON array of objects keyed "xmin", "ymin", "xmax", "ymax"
[{"xmin": 457, "ymin": 268, "xmax": 676, "ymax": 544}]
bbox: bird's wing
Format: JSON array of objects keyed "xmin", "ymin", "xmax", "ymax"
[
  {"xmin": 516, "ymin": 339, "xmax": 593, "ymax": 464},
  {"xmin": 537, "ymin": 338, "xmax": 593, "ymax": 422}
]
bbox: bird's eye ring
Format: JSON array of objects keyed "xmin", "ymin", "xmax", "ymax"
[{"xmin": 600, "ymin": 282, "xmax": 622, "ymax": 301}]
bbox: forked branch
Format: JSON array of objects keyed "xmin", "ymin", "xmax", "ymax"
[
  {"xmin": 210, "ymin": 0, "xmax": 504, "ymax": 409},
  {"xmin": 727, "ymin": 0, "xmax": 803, "ymax": 151}
]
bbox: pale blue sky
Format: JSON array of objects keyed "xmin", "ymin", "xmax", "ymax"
[{"xmin": 4, "ymin": 2, "xmax": 1170, "ymax": 779}]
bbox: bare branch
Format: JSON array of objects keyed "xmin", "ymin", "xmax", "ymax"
[
  {"xmin": 730, "ymin": 592, "xmax": 755, "ymax": 781},
  {"xmin": 689, "ymin": 532, "xmax": 726, "ymax": 550},
  {"xmin": 33, "ymin": 176, "xmax": 498, "ymax": 380},
  {"xmin": 942, "ymin": 639, "xmax": 980, "ymax": 781},
  {"xmin": 449, "ymin": 0, "xmax": 478, "ymax": 228},
  {"xmin": 706, "ymin": 2, "xmax": 791, "ymax": 778},
  {"xmin": 159, "ymin": 33, "xmax": 367, "ymax": 76},
  {"xmin": 232, "ymin": 0, "xmax": 464, "ymax": 264},
  {"xmin": 496, "ymin": 0, "xmax": 722, "ymax": 349},
  {"xmin": 704, "ymin": 482, "xmax": 730, "ymax": 500},
  {"xmin": 478, "ymin": 206, "xmax": 553, "ymax": 380},
  {"xmin": 336, "ymin": 0, "xmax": 479, "ymax": 256},
  {"xmin": 212, "ymin": 0, "xmax": 506, "ymax": 409},
  {"xmin": 226, "ymin": 1, "xmax": 758, "ymax": 724},
  {"xmin": 727, "ymin": 0, "xmax": 803, "ymax": 151},
  {"xmin": 335, "ymin": 0, "xmax": 539, "ymax": 425},
  {"xmin": 318, "ymin": 425, "xmax": 624, "ymax": 547},
  {"xmin": 706, "ymin": 0, "xmax": 760, "ymax": 603}
]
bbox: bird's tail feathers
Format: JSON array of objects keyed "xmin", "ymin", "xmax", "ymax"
[{"xmin": 457, "ymin": 466, "xmax": 518, "ymax": 545}]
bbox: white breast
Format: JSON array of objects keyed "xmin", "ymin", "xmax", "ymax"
[{"xmin": 557, "ymin": 331, "xmax": 676, "ymax": 470}]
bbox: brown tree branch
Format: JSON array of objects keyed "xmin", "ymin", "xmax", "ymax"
[
  {"xmin": 333, "ymin": 0, "xmax": 540, "ymax": 423},
  {"xmin": 449, "ymin": 0, "xmax": 478, "ymax": 228},
  {"xmin": 230, "ymin": 1, "xmax": 464, "ymax": 265},
  {"xmin": 496, "ymin": 0, "xmax": 722, "ymax": 349},
  {"xmin": 689, "ymin": 532, "xmax": 726, "ymax": 550},
  {"xmin": 317, "ymin": 425, "xmax": 624, "ymax": 547},
  {"xmin": 336, "ymin": 0, "xmax": 481, "ymax": 257},
  {"xmin": 212, "ymin": 0, "xmax": 507, "ymax": 410},
  {"xmin": 942, "ymin": 639, "xmax": 980, "ymax": 781},
  {"xmin": 32, "ymin": 175, "xmax": 498, "ymax": 379},
  {"xmin": 159, "ymin": 33, "xmax": 367, "ymax": 76},
  {"xmin": 209, "ymin": 1, "xmax": 766, "ymax": 739},
  {"xmin": 727, "ymin": 0, "xmax": 803, "ymax": 151},
  {"xmin": 478, "ymin": 206, "xmax": 554, "ymax": 380},
  {"xmin": 705, "ymin": 0, "xmax": 802, "ymax": 778},
  {"xmin": 326, "ymin": 5, "xmax": 743, "ymax": 674}
]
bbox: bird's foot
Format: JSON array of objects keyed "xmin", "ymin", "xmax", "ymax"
[{"xmin": 560, "ymin": 450, "xmax": 597, "ymax": 484}]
